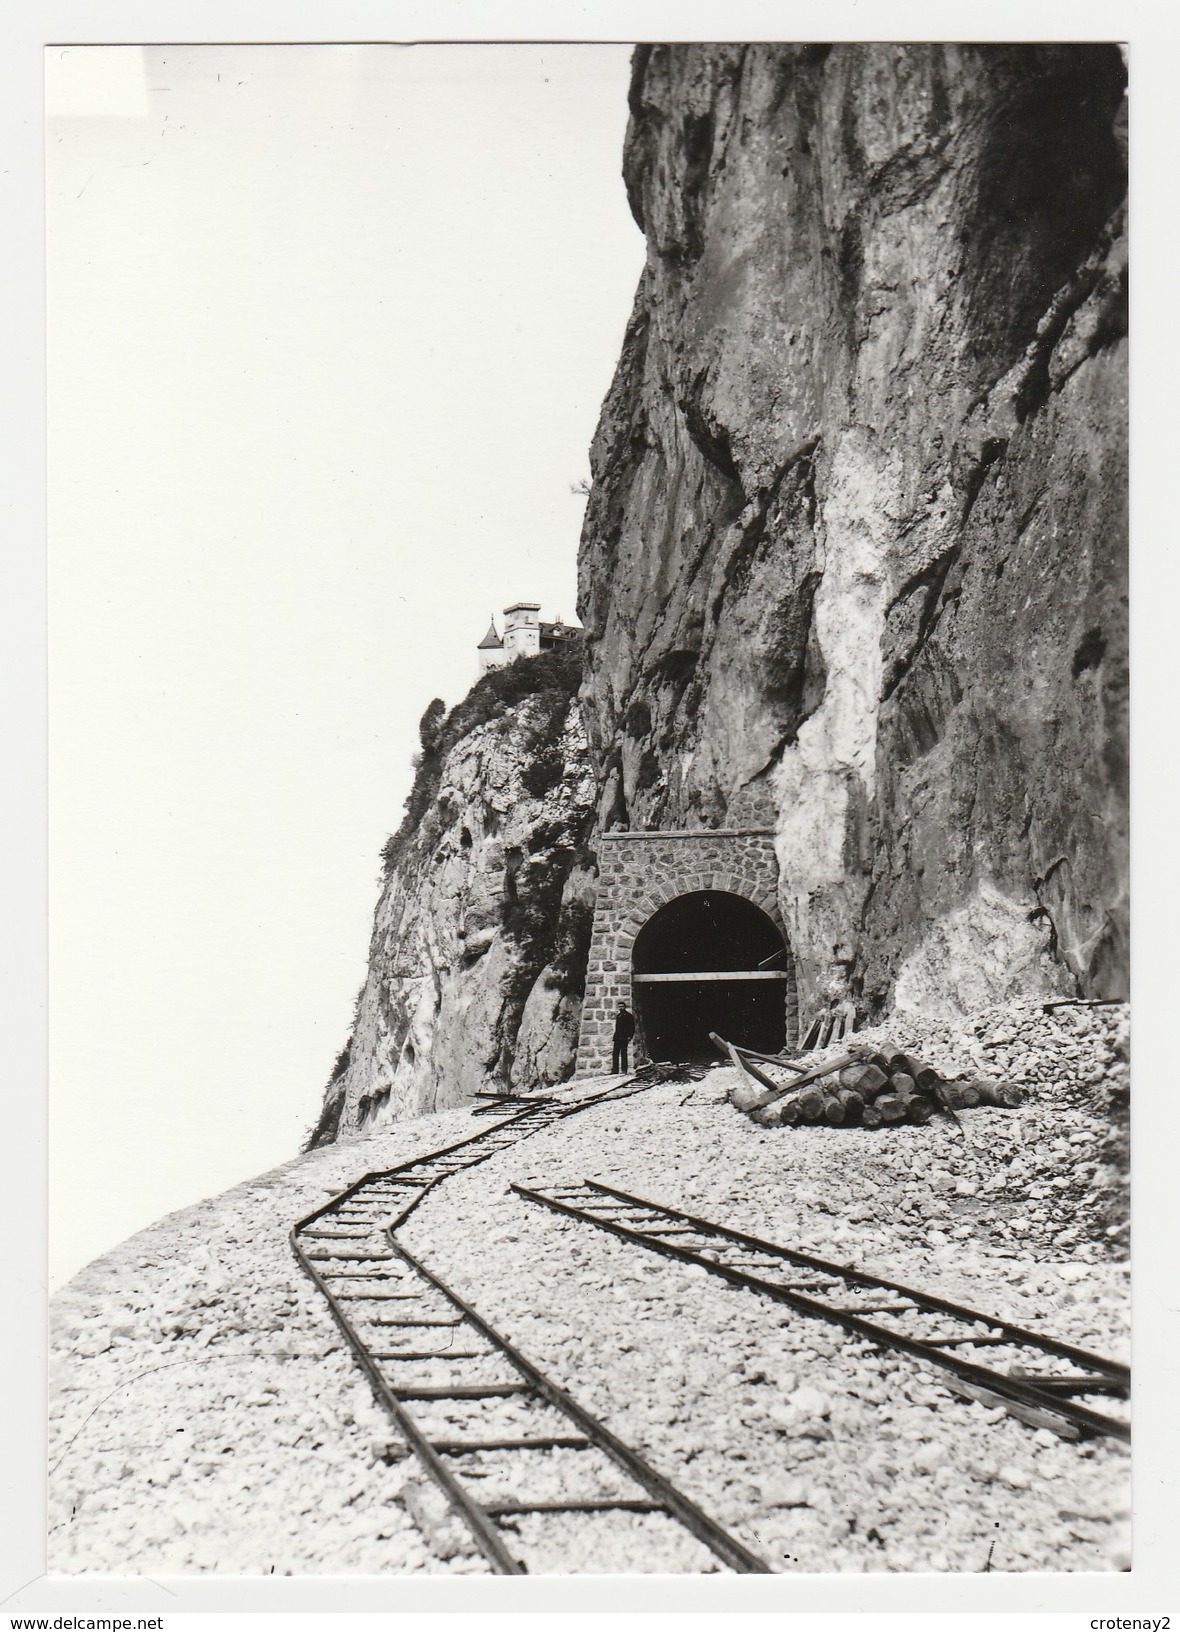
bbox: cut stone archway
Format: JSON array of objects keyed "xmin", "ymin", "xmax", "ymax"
[{"xmin": 575, "ymin": 829, "xmax": 797, "ymax": 1075}]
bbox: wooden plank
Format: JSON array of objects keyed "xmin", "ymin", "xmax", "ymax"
[
  {"xmin": 710, "ymin": 1034, "xmax": 784, "ymax": 1113},
  {"xmin": 730, "ymin": 1051, "xmax": 783, "ymax": 1095},
  {"xmin": 712, "ymin": 1032, "xmax": 772, "ymax": 1092},
  {"xmin": 430, "ymin": 1436, "xmax": 591, "ymax": 1454},
  {"xmin": 632, "ymin": 970, "xmax": 791, "ymax": 983},
  {"xmin": 801, "ymin": 1015, "xmax": 824, "ymax": 1050},
  {"xmin": 483, "ymin": 1499, "xmax": 664, "ymax": 1516},
  {"xmin": 737, "ymin": 1046, "xmax": 807, "ymax": 1073},
  {"xmin": 711, "ymin": 1033, "xmax": 858, "ymax": 1108},
  {"xmin": 755, "ymin": 1051, "xmax": 860, "ymax": 1105},
  {"xmin": 941, "ymin": 1377, "xmax": 1082, "ymax": 1440}
]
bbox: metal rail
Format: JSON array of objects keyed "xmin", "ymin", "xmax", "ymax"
[
  {"xmin": 292, "ymin": 1072, "xmax": 767, "ymax": 1573},
  {"xmin": 395, "ymin": 1237, "xmax": 767, "ymax": 1572},
  {"xmin": 293, "ymin": 1072, "xmax": 660, "ymax": 1239},
  {"xmin": 512, "ymin": 1180, "xmax": 1130, "ymax": 1446}
]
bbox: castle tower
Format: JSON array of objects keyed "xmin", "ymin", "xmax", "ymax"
[
  {"xmin": 476, "ymin": 616, "xmax": 506, "ymax": 674},
  {"xmin": 501, "ymin": 601, "xmax": 542, "ymax": 662}
]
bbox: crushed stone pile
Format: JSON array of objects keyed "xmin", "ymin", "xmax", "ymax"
[{"xmin": 746, "ymin": 998, "xmax": 1129, "ymax": 1257}]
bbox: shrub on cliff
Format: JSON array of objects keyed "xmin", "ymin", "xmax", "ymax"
[
  {"xmin": 520, "ymin": 746, "xmax": 565, "ymax": 797},
  {"xmin": 380, "ymin": 644, "xmax": 583, "ymax": 876},
  {"xmin": 417, "ymin": 697, "xmax": 447, "ymax": 754}
]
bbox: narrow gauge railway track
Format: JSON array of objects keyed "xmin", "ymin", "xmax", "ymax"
[
  {"xmin": 513, "ymin": 1181, "xmax": 1130, "ymax": 1446},
  {"xmin": 292, "ymin": 1076, "xmax": 767, "ymax": 1574}
]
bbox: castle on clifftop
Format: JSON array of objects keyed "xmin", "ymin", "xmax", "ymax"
[{"xmin": 477, "ymin": 601, "xmax": 582, "ymax": 674}]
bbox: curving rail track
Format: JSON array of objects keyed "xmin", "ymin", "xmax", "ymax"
[
  {"xmin": 291, "ymin": 1077, "xmax": 768, "ymax": 1574},
  {"xmin": 513, "ymin": 1180, "xmax": 1130, "ymax": 1445}
]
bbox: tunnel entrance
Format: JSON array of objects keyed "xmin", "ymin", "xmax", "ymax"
[{"xmin": 631, "ymin": 891, "xmax": 790, "ymax": 1063}]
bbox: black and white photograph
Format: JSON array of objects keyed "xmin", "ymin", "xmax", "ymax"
[{"xmin": 23, "ymin": 13, "xmax": 1153, "ymax": 1608}]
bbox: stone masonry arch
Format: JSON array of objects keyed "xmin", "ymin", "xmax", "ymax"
[{"xmin": 575, "ymin": 829, "xmax": 797, "ymax": 1075}]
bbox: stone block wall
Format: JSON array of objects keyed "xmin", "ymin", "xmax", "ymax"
[{"xmin": 575, "ymin": 828, "xmax": 795, "ymax": 1076}]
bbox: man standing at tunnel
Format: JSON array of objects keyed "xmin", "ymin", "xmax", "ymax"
[{"xmin": 612, "ymin": 1002, "xmax": 635, "ymax": 1075}]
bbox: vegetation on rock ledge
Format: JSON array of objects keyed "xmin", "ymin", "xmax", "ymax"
[{"xmin": 380, "ymin": 644, "xmax": 583, "ymax": 877}]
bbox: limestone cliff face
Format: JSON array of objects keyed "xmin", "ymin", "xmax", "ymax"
[
  {"xmin": 312, "ymin": 651, "xmax": 595, "ymax": 1144},
  {"xmin": 579, "ymin": 43, "xmax": 1128, "ymax": 1025}
]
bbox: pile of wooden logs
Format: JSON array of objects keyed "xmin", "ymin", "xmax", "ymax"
[{"xmin": 711, "ymin": 1033, "xmax": 1024, "ymax": 1130}]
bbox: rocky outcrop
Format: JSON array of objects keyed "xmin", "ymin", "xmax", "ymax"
[
  {"xmin": 578, "ymin": 44, "xmax": 1128, "ymax": 1025},
  {"xmin": 314, "ymin": 45, "xmax": 1127, "ymax": 1137},
  {"xmin": 312, "ymin": 650, "xmax": 595, "ymax": 1144}
]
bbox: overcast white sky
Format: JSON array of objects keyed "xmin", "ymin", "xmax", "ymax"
[{"xmin": 47, "ymin": 43, "xmax": 644, "ymax": 1288}]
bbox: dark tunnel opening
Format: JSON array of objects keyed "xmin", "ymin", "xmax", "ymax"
[{"xmin": 631, "ymin": 891, "xmax": 790, "ymax": 1062}]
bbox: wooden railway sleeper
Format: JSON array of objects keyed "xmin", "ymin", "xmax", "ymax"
[
  {"xmin": 386, "ymin": 1236, "xmax": 770, "ymax": 1573},
  {"xmin": 512, "ymin": 1182, "xmax": 1129, "ymax": 1444},
  {"xmin": 430, "ymin": 1436, "xmax": 591, "ymax": 1454},
  {"xmin": 290, "ymin": 1077, "xmax": 772, "ymax": 1574},
  {"xmin": 580, "ymin": 1181, "xmax": 1128, "ymax": 1386},
  {"xmin": 373, "ymin": 1350, "xmax": 488, "ymax": 1362}
]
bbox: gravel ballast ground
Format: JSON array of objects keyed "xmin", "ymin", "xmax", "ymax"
[{"xmin": 49, "ymin": 999, "xmax": 1129, "ymax": 1576}]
